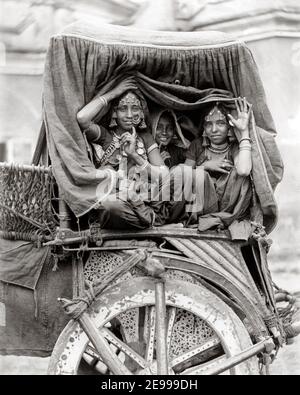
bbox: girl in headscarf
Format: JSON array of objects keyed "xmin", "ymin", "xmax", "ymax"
[
  {"xmin": 77, "ymin": 77, "xmax": 169, "ymax": 230},
  {"xmin": 157, "ymin": 98, "xmax": 253, "ymax": 230},
  {"xmin": 151, "ymin": 109, "xmax": 191, "ymax": 168},
  {"xmin": 184, "ymin": 98, "xmax": 253, "ymax": 231}
]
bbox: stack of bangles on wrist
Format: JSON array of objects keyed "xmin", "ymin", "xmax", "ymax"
[
  {"xmin": 239, "ymin": 137, "xmax": 252, "ymax": 151},
  {"xmin": 136, "ymin": 159, "xmax": 149, "ymax": 172},
  {"xmin": 97, "ymin": 95, "xmax": 108, "ymax": 107}
]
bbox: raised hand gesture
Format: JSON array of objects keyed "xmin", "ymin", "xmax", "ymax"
[
  {"xmin": 121, "ymin": 127, "xmax": 137, "ymax": 157},
  {"xmin": 109, "ymin": 77, "xmax": 138, "ymax": 101},
  {"xmin": 227, "ymin": 97, "xmax": 253, "ymax": 139},
  {"xmin": 77, "ymin": 77, "xmax": 138, "ymax": 130}
]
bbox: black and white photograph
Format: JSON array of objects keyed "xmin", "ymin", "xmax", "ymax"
[{"xmin": 0, "ymin": 0, "xmax": 299, "ymax": 377}]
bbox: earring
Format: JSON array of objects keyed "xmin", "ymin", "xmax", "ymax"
[
  {"xmin": 109, "ymin": 111, "xmax": 118, "ymax": 128},
  {"xmin": 202, "ymin": 130, "xmax": 209, "ymax": 147},
  {"xmin": 139, "ymin": 115, "xmax": 147, "ymax": 129}
]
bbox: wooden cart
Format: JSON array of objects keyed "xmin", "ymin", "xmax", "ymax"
[{"xmin": 0, "ymin": 22, "xmax": 289, "ymax": 375}]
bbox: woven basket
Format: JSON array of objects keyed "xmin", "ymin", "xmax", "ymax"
[{"xmin": 0, "ymin": 162, "xmax": 57, "ymax": 241}]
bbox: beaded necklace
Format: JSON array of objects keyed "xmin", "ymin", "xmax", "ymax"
[
  {"xmin": 207, "ymin": 143, "xmax": 230, "ymax": 155},
  {"xmin": 99, "ymin": 133, "xmax": 122, "ymax": 166}
]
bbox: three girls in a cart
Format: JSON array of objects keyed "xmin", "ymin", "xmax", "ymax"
[{"xmin": 77, "ymin": 78, "xmax": 253, "ymax": 234}]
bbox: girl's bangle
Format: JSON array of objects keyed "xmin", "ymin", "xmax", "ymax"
[
  {"xmin": 239, "ymin": 146, "xmax": 252, "ymax": 151},
  {"xmin": 239, "ymin": 140, "xmax": 252, "ymax": 148},
  {"xmin": 96, "ymin": 96, "xmax": 108, "ymax": 107},
  {"xmin": 239, "ymin": 143, "xmax": 252, "ymax": 149},
  {"xmin": 136, "ymin": 160, "xmax": 149, "ymax": 172},
  {"xmin": 239, "ymin": 137, "xmax": 252, "ymax": 144}
]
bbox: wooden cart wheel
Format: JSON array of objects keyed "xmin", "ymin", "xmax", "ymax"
[{"xmin": 48, "ymin": 277, "xmax": 259, "ymax": 375}]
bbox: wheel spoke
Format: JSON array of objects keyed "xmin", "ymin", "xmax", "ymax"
[
  {"xmin": 180, "ymin": 355, "xmax": 227, "ymax": 375},
  {"xmin": 51, "ymin": 277, "xmax": 259, "ymax": 375},
  {"xmin": 166, "ymin": 307, "xmax": 177, "ymax": 351},
  {"xmin": 83, "ymin": 345, "xmax": 110, "ymax": 374},
  {"xmin": 101, "ymin": 327, "xmax": 147, "ymax": 369},
  {"xmin": 79, "ymin": 312, "xmax": 132, "ymax": 375},
  {"xmin": 170, "ymin": 336, "xmax": 221, "ymax": 368},
  {"xmin": 155, "ymin": 281, "xmax": 169, "ymax": 375},
  {"xmin": 145, "ymin": 306, "xmax": 156, "ymax": 363},
  {"xmin": 84, "ymin": 344, "xmax": 102, "ymax": 362}
]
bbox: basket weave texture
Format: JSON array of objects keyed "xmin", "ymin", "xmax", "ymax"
[{"xmin": 0, "ymin": 163, "xmax": 57, "ymax": 240}]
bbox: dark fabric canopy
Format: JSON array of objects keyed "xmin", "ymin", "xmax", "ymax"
[{"xmin": 43, "ymin": 22, "xmax": 283, "ymax": 232}]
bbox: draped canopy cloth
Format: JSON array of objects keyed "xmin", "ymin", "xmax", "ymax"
[{"xmin": 43, "ymin": 22, "xmax": 283, "ymax": 233}]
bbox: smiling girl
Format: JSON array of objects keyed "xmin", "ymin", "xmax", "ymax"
[
  {"xmin": 183, "ymin": 98, "xmax": 253, "ymax": 230},
  {"xmin": 151, "ymin": 109, "xmax": 190, "ymax": 169},
  {"xmin": 76, "ymin": 78, "xmax": 168, "ymax": 230}
]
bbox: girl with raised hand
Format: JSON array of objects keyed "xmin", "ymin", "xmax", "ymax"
[
  {"xmin": 77, "ymin": 78, "xmax": 169, "ymax": 230},
  {"xmin": 184, "ymin": 98, "xmax": 253, "ymax": 231}
]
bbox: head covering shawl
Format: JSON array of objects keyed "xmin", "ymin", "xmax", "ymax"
[{"xmin": 151, "ymin": 109, "xmax": 191, "ymax": 149}]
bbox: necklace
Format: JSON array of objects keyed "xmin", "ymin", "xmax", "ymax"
[
  {"xmin": 112, "ymin": 132, "xmax": 122, "ymax": 148},
  {"xmin": 208, "ymin": 143, "xmax": 230, "ymax": 155},
  {"xmin": 100, "ymin": 132, "xmax": 123, "ymax": 166}
]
